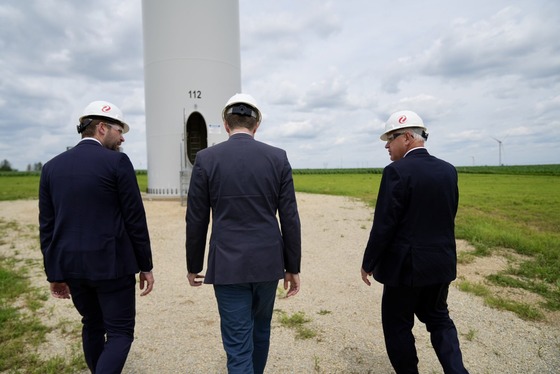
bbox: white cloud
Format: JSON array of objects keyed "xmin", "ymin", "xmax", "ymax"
[{"xmin": 0, "ymin": 0, "xmax": 559, "ymax": 171}]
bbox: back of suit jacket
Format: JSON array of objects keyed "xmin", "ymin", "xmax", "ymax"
[
  {"xmin": 362, "ymin": 148, "xmax": 458, "ymax": 287},
  {"xmin": 39, "ymin": 139, "xmax": 153, "ymax": 282},
  {"xmin": 186, "ymin": 133, "xmax": 301, "ymax": 284}
]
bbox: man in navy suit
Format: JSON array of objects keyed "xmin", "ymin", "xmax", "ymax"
[
  {"xmin": 39, "ymin": 100, "xmax": 154, "ymax": 374},
  {"xmin": 186, "ymin": 93, "xmax": 301, "ymax": 374},
  {"xmin": 361, "ymin": 110, "xmax": 468, "ymax": 373}
]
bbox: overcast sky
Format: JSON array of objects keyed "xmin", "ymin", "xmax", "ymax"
[{"xmin": 1, "ymin": 0, "xmax": 559, "ymax": 171}]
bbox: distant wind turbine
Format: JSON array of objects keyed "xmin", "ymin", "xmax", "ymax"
[{"xmin": 491, "ymin": 136, "xmax": 504, "ymax": 166}]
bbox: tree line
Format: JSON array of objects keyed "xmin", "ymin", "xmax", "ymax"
[{"xmin": 0, "ymin": 159, "xmax": 42, "ymax": 172}]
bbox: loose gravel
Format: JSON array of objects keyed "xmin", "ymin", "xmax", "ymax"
[{"xmin": 1, "ymin": 194, "xmax": 558, "ymax": 373}]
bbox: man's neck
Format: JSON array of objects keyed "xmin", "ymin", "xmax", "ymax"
[
  {"xmin": 229, "ymin": 129, "xmax": 254, "ymax": 137},
  {"xmin": 80, "ymin": 136, "xmax": 103, "ymax": 145}
]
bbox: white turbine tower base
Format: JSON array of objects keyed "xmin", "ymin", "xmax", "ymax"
[{"xmin": 142, "ymin": 0, "xmax": 242, "ymax": 200}]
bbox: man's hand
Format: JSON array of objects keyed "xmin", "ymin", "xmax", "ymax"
[
  {"xmin": 361, "ymin": 267, "xmax": 372, "ymax": 286},
  {"xmin": 139, "ymin": 271, "xmax": 155, "ymax": 296},
  {"xmin": 187, "ymin": 272, "xmax": 205, "ymax": 287},
  {"xmin": 283, "ymin": 272, "xmax": 300, "ymax": 298},
  {"xmin": 50, "ymin": 282, "xmax": 70, "ymax": 299}
]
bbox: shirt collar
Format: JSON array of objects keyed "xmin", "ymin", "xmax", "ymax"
[
  {"xmin": 404, "ymin": 146, "xmax": 426, "ymax": 158},
  {"xmin": 79, "ymin": 137, "xmax": 102, "ymax": 146}
]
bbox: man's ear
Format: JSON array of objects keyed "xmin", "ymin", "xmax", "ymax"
[
  {"xmin": 224, "ymin": 121, "xmax": 231, "ymax": 134},
  {"xmin": 97, "ymin": 122, "xmax": 107, "ymax": 136}
]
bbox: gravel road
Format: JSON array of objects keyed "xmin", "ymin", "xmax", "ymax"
[{"xmin": 1, "ymin": 194, "xmax": 558, "ymax": 373}]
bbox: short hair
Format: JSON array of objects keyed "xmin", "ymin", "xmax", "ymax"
[
  {"xmin": 80, "ymin": 118, "xmax": 103, "ymax": 137},
  {"xmin": 225, "ymin": 112, "xmax": 258, "ymax": 131},
  {"xmin": 404, "ymin": 128, "xmax": 427, "ymax": 141}
]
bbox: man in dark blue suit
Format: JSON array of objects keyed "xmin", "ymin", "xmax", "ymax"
[
  {"xmin": 39, "ymin": 100, "xmax": 155, "ymax": 374},
  {"xmin": 361, "ymin": 110, "xmax": 469, "ymax": 373},
  {"xmin": 186, "ymin": 93, "xmax": 301, "ymax": 374}
]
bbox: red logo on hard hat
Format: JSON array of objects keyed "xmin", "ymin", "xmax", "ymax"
[
  {"xmin": 398, "ymin": 115, "xmax": 407, "ymax": 124},
  {"xmin": 101, "ymin": 105, "xmax": 111, "ymax": 112}
]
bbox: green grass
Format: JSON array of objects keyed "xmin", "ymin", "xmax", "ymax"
[
  {"xmin": 456, "ymin": 279, "xmax": 544, "ymax": 321},
  {"xmin": 0, "ymin": 171, "xmax": 148, "ymax": 200},
  {"xmin": 1, "ymin": 165, "xmax": 559, "ymax": 321},
  {"xmin": 137, "ymin": 173, "xmax": 147, "ymax": 192},
  {"xmin": 454, "ymin": 164, "xmax": 560, "ymax": 176},
  {"xmin": 0, "ymin": 219, "xmax": 86, "ymax": 373},
  {"xmin": 292, "ymin": 166, "xmax": 560, "ymax": 317},
  {"xmin": 455, "ymin": 174, "xmax": 560, "ymax": 313},
  {"xmin": 293, "ymin": 173, "xmax": 380, "ymax": 204},
  {"xmin": 0, "ymin": 173, "xmax": 42, "ymax": 201}
]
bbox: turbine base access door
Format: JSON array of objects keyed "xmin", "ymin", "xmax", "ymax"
[{"xmin": 185, "ymin": 112, "xmax": 208, "ymax": 165}]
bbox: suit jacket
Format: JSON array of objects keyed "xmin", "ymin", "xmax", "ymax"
[
  {"xmin": 186, "ymin": 133, "xmax": 301, "ymax": 285},
  {"xmin": 362, "ymin": 148, "xmax": 458, "ymax": 287},
  {"xmin": 39, "ymin": 139, "xmax": 153, "ymax": 282}
]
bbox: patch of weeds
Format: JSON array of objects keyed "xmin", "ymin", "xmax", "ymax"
[
  {"xmin": 0, "ymin": 266, "xmax": 51, "ymax": 371},
  {"xmin": 296, "ymin": 326, "xmax": 317, "ymax": 339},
  {"xmin": 35, "ymin": 344, "xmax": 87, "ymax": 374},
  {"xmin": 317, "ymin": 309, "xmax": 331, "ymax": 315},
  {"xmin": 456, "ymin": 280, "xmax": 491, "ymax": 298},
  {"xmin": 276, "ymin": 286, "xmax": 287, "ymax": 299},
  {"xmin": 464, "ymin": 329, "xmax": 477, "ymax": 341},
  {"xmin": 485, "ymin": 296, "xmax": 544, "ymax": 321},
  {"xmin": 488, "ymin": 273, "xmax": 560, "ymax": 312},
  {"xmin": 277, "ymin": 311, "xmax": 317, "ymax": 340},
  {"xmin": 488, "ymin": 273, "xmax": 525, "ymax": 288},
  {"xmin": 457, "ymin": 251, "xmax": 477, "ymax": 265},
  {"xmin": 0, "ymin": 222, "xmax": 86, "ymax": 373},
  {"xmin": 537, "ymin": 346, "xmax": 544, "ymax": 359},
  {"xmin": 25, "ymin": 288, "xmax": 49, "ymax": 312},
  {"xmin": 279, "ymin": 311, "xmax": 310, "ymax": 328},
  {"xmin": 55, "ymin": 318, "xmax": 82, "ymax": 339},
  {"xmin": 313, "ymin": 355, "xmax": 321, "ymax": 372},
  {"xmin": 456, "ymin": 279, "xmax": 544, "ymax": 321},
  {"xmin": 467, "ymin": 240, "xmax": 492, "ymax": 257}
]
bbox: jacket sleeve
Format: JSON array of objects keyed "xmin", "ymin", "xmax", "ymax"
[
  {"xmin": 38, "ymin": 166, "xmax": 55, "ymax": 279},
  {"xmin": 361, "ymin": 165, "xmax": 403, "ymax": 272},
  {"xmin": 117, "ymin": 154, "xmax": 153, "ymax": 272},
  {"xmin": 277, "ymin": 155, "xmax": 301, "ymax": 274},
  {"xmin": 186, "ymin": 158, "xmax": 211, "ymax": 274}
]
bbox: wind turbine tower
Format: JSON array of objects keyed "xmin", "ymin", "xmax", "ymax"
[
  {"xmin": 141, "ymin": 0, "xmax": 242, "ymax": 200},
  {"xmin": 491, "ymin": 137, "xmax": 503, "ymax": 166}
]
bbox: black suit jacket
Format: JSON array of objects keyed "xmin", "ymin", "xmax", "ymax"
[
  {"xmin": 186, "ymin": 133, "xmax": 301, "ymax": 284},
  {"xmin": 39, "ymin": 139, "xmax": 153, "ymax": 282},
  {"xmin": 362, "ymin": 148, "xmax": 458, "ymax": 287}
]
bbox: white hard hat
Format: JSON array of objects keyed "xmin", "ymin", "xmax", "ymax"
[
  {"xmin": 79, "ymin": 100, "xmax": 130, "ymax": 134},
  {"xmin": 222, "ymin": 93, "xmax": 261, "ymax": 122},
  {"xmin": 380, "ymin": 110, "xmax": 427, "ymax": 141}
]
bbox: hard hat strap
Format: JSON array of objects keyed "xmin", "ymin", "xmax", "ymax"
[
  {"xmin": 77, "ymin": 118, "xmax": 93, "ymax": 134},
  {"xmin": 226, "ymin": 104, "xmax": 258, "ymax": 119}
]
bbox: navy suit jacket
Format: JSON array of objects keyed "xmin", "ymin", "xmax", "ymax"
[
  {"xmin": 186, "ymin": 133, "xmax": 301, "ymax": 285},
  {"xmin": 362, "ymin": 148, "xmax": 458, "ymax": 287},
  {"xmin": 39, "ymin": 139, "xmax": 153, "ymax": 282}
]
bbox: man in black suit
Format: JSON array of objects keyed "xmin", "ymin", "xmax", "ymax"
[
  {"xmin": 186, "ymin": 93, "xmax": 301, "ymax": 374},
  {"xmin": 361, "ymin": 110, "xmax": 469, "ymax": 373},
  {"xmin": 39, "ymin": 100, "xmax": 154, "ymax": 373}
]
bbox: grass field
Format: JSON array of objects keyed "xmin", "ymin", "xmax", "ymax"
[
  {"xmin": 0, "ymin": 165, "xmax": 559, "ymax": 372},
  {"xmin": 292, "ymin": 167, "xmax": 560, "ymax": 317},
  {"xmin": 2, "ymin": 167, "xmax": 558, "ymax": 308}
]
